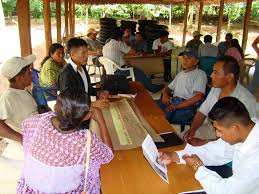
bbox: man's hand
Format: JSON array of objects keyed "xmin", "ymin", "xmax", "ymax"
[
  {"xmin": 162, "ymin": 93, "xmax": 171, "ymax": 105},
  {"xmin": 92, "ymin": 99, "xmax": 109, "ymax": 109},
  {"xmin": 90, "ymin": 107, "xmax": 104, "ymax": 123},
  {"xmin": 183, "ymin": 128, "xmax": 196, "ymax": 142},
  {"xmin": 182, "ymin": 154, "xmax": 203, "ymax": 171},
  {"xmin": 188, "ymin": 138, "xmax": 208, "ymax": 146},
  {"xmin": 158, "ymin": 151, "xmax": 180, "ymax": 165},
  {"xmin": 166, "ymin": 104, "xmax": 176, "ymax": 112},
  {"xmin": 98, "ymin": 90, "xmax": 109, "ymax": 100}
]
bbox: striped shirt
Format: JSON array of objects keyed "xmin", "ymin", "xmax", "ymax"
[{"xmin": 102, "ymin": 39, "xmax": 131, "ymax": 67}]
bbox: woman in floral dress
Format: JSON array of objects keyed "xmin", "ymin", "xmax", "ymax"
[{"xmin": 17, "ymin": 88, "xmax": 113, "ymax": 194}]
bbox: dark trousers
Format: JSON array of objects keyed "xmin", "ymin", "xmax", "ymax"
[
  {"xmin": 115, "ymin": 65, "xmax": 163, "ymax": 93},
  {"xmin": 157, "ymin": 96, "xmax": 197, "ymax": 124},
  {"xmin": 163, "ymin": 59, "xmax": 172, "ymax": 81}
]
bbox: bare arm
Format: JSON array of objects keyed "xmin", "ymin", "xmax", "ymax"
[
  {"xmin": 252, "ymin": 36, "xmax": 259, "ymax": 57},
  {"xmin": 0, "ymin": 120, "xmax": 22, "ymax": 143},
  {"xmin": 127, "ymin": 48, "xmax": 137, "ymax": 55},
  {"xmin": 162, "ymin": 86, "xmax": 172, "ymax": 105},
  {"xmin": 183, "ymin": 111, "xmax": 206, "ymax": 142},
  {"xmin": 174, "ymin": 92, "xmax": 204, "ymax": 110},
  {"xmin": 91, "ymin": 108, "xmax": 113, "ymax": 149}
]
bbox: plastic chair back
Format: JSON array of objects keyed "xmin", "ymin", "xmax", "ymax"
[{"xmin": 198, "ymin": 56, "xmax": 217, "ymax": 77}]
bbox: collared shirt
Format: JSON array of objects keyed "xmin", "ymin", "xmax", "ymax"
[
  {"xmin": 69, "ymin": 58, "xmax": 88, "ymax": 93},
  {"xmin": 152, "ymin": 38, "xmax": 173, "ymax": 53},
  {"xmin": 176, "ymin": 118, "xmax": 259, "ymax": 194},
  {"xmin": 198, "ymin": 43, "xmax": 218, "ymax": 57},
  {"xmin": 186, "ymin": 39, "xmax": 203, "ymax": 52},
  {"xmin": 168, "ymin": 68, "xmax": 207, "ymax": 99},
  {"xmin": 131, "ymin": 39, "xmax": 147, "ymax": 53},
  {"xmin": 199, "ymin": 83, "xmax": 256, "ymax": 118},
  {"xmin": 102, "ymin": 39, "xmax": 131, "ymax": 67},
  {"xmin": 0, "ymin": 88, "xmax": 38, "ymax": 133}
]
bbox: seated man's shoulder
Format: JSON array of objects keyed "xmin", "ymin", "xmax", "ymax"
[{"xmin": 238, "ymin": 84, "xmax": 256, "ymax": 101}]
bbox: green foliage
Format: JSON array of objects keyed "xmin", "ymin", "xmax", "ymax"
[
  {"xmin": 2, "ymin": 0, "xmax": 16, "ymax": 17},
  {"xmin": 1, "ymin": 0, "xmax": 259, "ymax": 23},
  {"xmin": 30, "ymin": 0, "xmax": 43, "ymax": 18}
]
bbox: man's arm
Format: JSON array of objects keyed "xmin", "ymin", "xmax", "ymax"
[
  {"xmin": 0, "ymin": 120, "xmax": 22, "ymax": 143},
  {"xmin": 173, "ymin": 92, "xmax": 204, "ymax": 110},
  {"xmin": 183, "ymin": 111, "xmax": 206, "ymax": 141},
  {"xmin": 252, "ymin": 36, "xmax": 259, "ymax": 57},
  {"xmin": 161, "ymin": 86, "xmax": 172, "ymax": 105}
]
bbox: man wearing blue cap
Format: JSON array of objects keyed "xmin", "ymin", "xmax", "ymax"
[{"xmin": 157, "ymin": 48, "xmax": 207, "ymax": 125}]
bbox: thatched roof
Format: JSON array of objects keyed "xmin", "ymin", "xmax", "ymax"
[{"xmin": 74, "ymin": 0, "xmax": 246, "ymax": 5}]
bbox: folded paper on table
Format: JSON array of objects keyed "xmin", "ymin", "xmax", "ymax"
[
  {"xmin": 142, "ymin": 135, "xmax": 169, "ymax": 183},
  {"xmin": 93, "ymin": 98, "xmax": 164, "ymax": 150}
]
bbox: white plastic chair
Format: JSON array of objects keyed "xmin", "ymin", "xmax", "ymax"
[{"xmin": 98, "ymin": 57, "xmax": 135, "ymax": 81}]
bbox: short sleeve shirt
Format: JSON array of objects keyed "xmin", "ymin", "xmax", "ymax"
[
  {"xmin": 152, "ymin": 38, "xmax": 173, "ymax": 53},
  {"xmin": 199, "ymin": 83, "xmax": 256, "ymax": 117},
  {"xmin": 85, "ymin": 38, "xmax": 102, "ymax": 51},
  {"xmin": 168, "ymin": 68, "xmax": 207, "ymax": 99},
  {"xmin": 102, "ymin": 39, "xmax": 131, "ymax": 67},
  {"xmin": 0, "ymin": 88, "xmax": 38, "ymax": 133}
]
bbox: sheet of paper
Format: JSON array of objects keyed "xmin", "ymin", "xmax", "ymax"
[
  {"xmin": 179, "ymin": 190, "xmax": 206, "ymax": 194},
  {"xmin": 142, "ymin": 135, "xmax": 169, "ymax": 183}
]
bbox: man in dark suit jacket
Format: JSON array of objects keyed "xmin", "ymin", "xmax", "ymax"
[{"xmin": 58, "ymin": 38, "xmax": 98, "ymax": 96}]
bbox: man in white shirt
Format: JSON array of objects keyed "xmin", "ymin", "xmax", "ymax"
[
  {"xmin": 157, "ymin": 48, "xmax": 207, "ymax": 124},
  {"xmin": 184, "ymin": 56, "xmax": 256, "ymax": 145},
  {"xmin": 103, "ymin": 28, "xmax": 164, "ymax": 93},
  {"xmin": 0, "ymin": 55, "xmax": 38, "ymax": 158},
  {"xmin": 198, "ymin": 35, "xmax": 218, "ymax": 57},
  {"xmin": 0, "ymin": 55, "xmax": 38, "ymax": 142},
  {"xmin": 152, "ymin": 30, "xmax": 174, "ymax": 81},
  {"xmin": 159, "ymin": 97, "xmax": 259, "ymax": 194}
]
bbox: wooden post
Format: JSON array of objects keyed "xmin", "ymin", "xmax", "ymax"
[
  {"xmin": 72, "ymin": 0, "xmax": 75, "ymax": 36},
  {"xmin": 216, "ymin": 0, "xmax": 224, "ymax": 42},
  {"xmin": 43, "ymin": 0, "xmax": 52, "ymax": 54},
  {"xmin": 64, "ymin": 0, "xmax": 69, "ymax": 39},
  {"xmin": 169, "ymin": 4, "xmax": 172, "ymax": 32},
  {"xmin": 197, "ymin": 1, "xmax": 203, "ymax": 32},
  {"xmin": 56, "ymin": 0, "xmax": 62, "ymax": 43},
  {"xmin": 182, "ymin": 0, "xmax": 189, "ymax": 47},
  {"xmin": 69, "ymin": 0, "xmax": 73, "ymax": 36},
  {"xmin": 242, "ymin": 0, "xmax": 252, "ymax": 52},
  {"xmin": 17, "ymin": 0, "xmax": 32, "ymax": 56}
]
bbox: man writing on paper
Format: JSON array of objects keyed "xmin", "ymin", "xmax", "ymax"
[{"xmin": 159, "ymin": 97, "xmax": 259, "ymax": 194}]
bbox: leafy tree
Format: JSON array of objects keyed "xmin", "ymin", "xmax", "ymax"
[{"xmin": 2, "ymin": 0, "xmax": 16, "ymax": 18}]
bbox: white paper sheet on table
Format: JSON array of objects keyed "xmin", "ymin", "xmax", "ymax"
[
  {"xmin": 179, "ymin": 190, "xmax": 206, "ymax": 194},
  {"xmin": 142, "ymin": 135, "xmax": 169, "ymax": 184}
]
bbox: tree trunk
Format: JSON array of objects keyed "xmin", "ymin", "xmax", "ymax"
[{"xmin": 0, "ymin": 0, "xmax": 5, "ymax": 28}]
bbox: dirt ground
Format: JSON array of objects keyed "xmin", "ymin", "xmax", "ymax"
[{"xmin": 0, "ymin": 18, "xmax": 258, "ymax": 96}]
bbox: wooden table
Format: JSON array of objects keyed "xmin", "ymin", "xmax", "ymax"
[
  {"xmin": 101, "ymin": 82, "xmax": 202, "ymax": 194},
  {"xmin": 124, "ymin": 55, "xmax": 164, "ymax": 75}
]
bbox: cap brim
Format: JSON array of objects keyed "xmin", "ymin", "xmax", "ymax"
[{"xmin": 23, "ymin": 54, "xmax": 36, "ymax": 68}]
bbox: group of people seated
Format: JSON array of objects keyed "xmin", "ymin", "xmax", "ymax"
[
  {"xmin": 0, "ymin": 23, "xmax": 258, "ymax": 193},
  {"xmin": 187, "ymin": 31, "xmax": 244, "ymax": 62}
]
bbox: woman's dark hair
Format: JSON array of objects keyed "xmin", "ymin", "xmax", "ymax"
[
  {"xmin": 55, "ymin": 88, "xmax": 91, "ymax": 131},
  {"xmin": 67, "ymin": 38, "xmax": 88, "ymax": 54},
  {"xmin": 216, "ymin": 55, "xmax": 240, "ymax": 82},
  {"xmin": 231, "ymin": 39, "xmax": 244, "ymax": 59},
  {"xmin": 208, "ymin": 97, "xmax": 251, "ymax": 127},
  {"xmin": 40, "ymin": 43, "xmax": 64, "ymax": 67}
]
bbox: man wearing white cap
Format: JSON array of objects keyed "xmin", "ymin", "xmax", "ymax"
[
  {"xmin": 186, "ymin": 31, "xmax": 203, "ymax": 52},
  {"xmin": 85, "ymin": 28, "xmax": 102, "ymax": 56},
  {"xmin": 0, "ymin": 55, "xmax": 38, "ymax": 146}
]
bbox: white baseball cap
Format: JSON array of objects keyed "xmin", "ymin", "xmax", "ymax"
[{"xmin": 0, "ymin": 54, "xmax": 36, "ymax": 79}]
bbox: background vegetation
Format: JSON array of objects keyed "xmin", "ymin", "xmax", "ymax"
[{"xmin": 1, "ymin": 0, "xmax": 259, "ymax": 23}]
